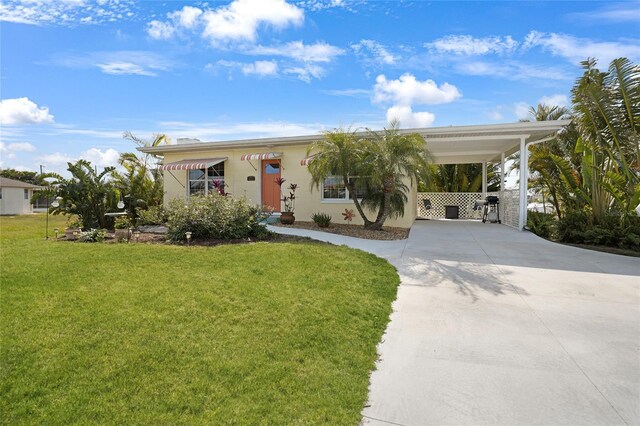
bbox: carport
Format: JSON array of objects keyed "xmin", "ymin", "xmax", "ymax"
[{"xmin": 401, "ymin": 120, "xmax": 570, "ymax": 230}]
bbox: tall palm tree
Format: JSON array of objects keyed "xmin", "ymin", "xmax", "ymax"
[
  {"xmin": 360, "ymin": 123, "xmax": 431, "ymax": 229},
  {"xmin": 307, "ymin": 123, "xmax": 431, "ymax": 230},
  {"xmin": 307, "ymin": 128, "xmax": 374, "ymax": 227}
]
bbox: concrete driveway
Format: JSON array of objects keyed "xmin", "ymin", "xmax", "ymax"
[{"xmin": 269, "ymin": 220, "xmax": 640, "ymax": 425}]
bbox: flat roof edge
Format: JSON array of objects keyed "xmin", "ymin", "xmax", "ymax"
[{"xmin": 138, "ymin": 120, "xmax": 572, "ymax": 155}]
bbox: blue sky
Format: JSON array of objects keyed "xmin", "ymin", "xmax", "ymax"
[{"xmin": 1, "ymin": 0, "xmax": 639, "ymax": 175}]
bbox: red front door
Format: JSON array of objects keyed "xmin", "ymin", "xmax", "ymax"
[{"xmin": 261, "ymin": 159, "xmax": 281, "ymax": 212}]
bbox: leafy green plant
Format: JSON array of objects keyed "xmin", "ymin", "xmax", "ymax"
[
  {"xmin": 114, "ymin": 216, "xmax": 132, "ymax": 229},
  {"xmin": 165, "ymin": 193, "xmax": 272, "ymax": 241},
  {"xmin": 77, "ymin": 228, "xmax": 107, "ymax": 243},
  {"xmin": 526, "ymin": 211, "xmax": 556, "ymax": 239},
  {"xmin": 311, "ymin": 212, "xmax": 332, "ymax": 228},
  {"xmin": 136, "ymin": 205, "xmax": 167, "ymax": 226},
  {"xmin": 275, "ymin": 178, "xmax": 297, "ymax": 212}
]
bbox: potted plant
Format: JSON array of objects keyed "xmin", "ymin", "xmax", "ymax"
[
  {"xmin": 65, "ymin": 218, "xmax": 82, "ymax": 240},
  {"xmin": 275, "ymin": 178, "xmax": 297, "ymax": 224},
  {"xmin": 114, "ymin": 216, "xmax": 132, "ymax": 242}
]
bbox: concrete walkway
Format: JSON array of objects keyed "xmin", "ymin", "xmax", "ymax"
[{"xmin": 268, "ymin": 221, "xmax": 640, "ymax": 425}]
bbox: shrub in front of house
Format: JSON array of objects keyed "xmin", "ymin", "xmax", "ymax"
[
  {"xmin": 556, "ymin": 210, "xmax": 640, "ymax": 251},
  {"xmin": 136, "ymin": 205, "xmax": 168, "ymax": 226},
  {"xmin": 77, "ymin": 228, "xmax": 107, "ymax": 243},
  {"xmin": 311, "ymin": 212, "xmax": 332, "ymax": 228},
  {"xmin": 166, "ymin": 193, "xmax": 272, "ymax": 241},
  {"xmin": 527, "ymin": 211, "xmax": 556, "ymax": 239}
]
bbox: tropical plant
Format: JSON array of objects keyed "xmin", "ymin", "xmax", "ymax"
[
  {"xmin": 275, "ymin": 178, "xmax": 297, "ymax": 212},
  {"xmin": 76, "ymin": 228, "xmax": 107, "ymax": 243},
  {"xmin": 307, "ymin": 123, "xmax": 431, "ymax": 230},
  {"xmin": 50, "ymin": 160, "xmax": 119, "ymax": 229},
  {"xmin": 111, "ymin": 132, "xmax": 168, "ymax": 221},
  {"xmin": 419, "ymin": 163, "xmax": 501, "ymax": 193},
  {"xmin": 136, "ymin": 205, "xmax": 167, "ymax": 226},
  {"xmin": 311, "ymin": 212, "xmax": 332, "ymax": 228},
  {"xmin": 0, "ymin": 169, "xmax": 47, "ymax": 185}
]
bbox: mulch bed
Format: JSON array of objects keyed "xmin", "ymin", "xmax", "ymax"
[{"xmin": 272, "ymin": 221, "xmax": 409, "ymax": 240}]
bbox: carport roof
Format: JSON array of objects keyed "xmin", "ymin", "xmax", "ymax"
[{"xmin": 139, "ymin": 120, "xmax": 570, "ymax": 164}]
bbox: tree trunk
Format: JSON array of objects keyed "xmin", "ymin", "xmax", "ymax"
[
  {"xmin": 366, "ymin": 176, "xmax": 394, "ymax": 231},
  {"xmin": 344, "ymin": 177, "xmax": 372, "ymax": 227}
]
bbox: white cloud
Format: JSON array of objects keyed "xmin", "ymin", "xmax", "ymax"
[
  {"xmin": 147, "ymin": 0, "xmax": 304, "ymax": 44},
  {"xmin": 242, "ymin": 60, "xmax": 278, "ymax": 76},
  {"xmin": 7, "ymin": 142, "xmax": 36, "ymax": 152},
  {"xmin": 539, "ymin": 94, "xmax": 568, "ymax": 107},
  {"xmin": 284, "ymin": 64, "xmax": 325, "ymax": 82},
  {"xmin": 159, "ymin": 120, "xmax": 330, "ymax": 140},
  {"xmin": 169, "ymin": 6, "xmax": 203, "ymax": 29},
  {"xmin": 201, "ymin": 0, "xmax": 304, "ymax": 44},
  {"xmin": 55, "ymin": 51, "xmax": 172, "ymax": 77},
  {"xmin": 298, "ymin": 0, "xmax": 362, "ymax": 12},
  {"xmin": 455, "ymin": 60, "xmax": 571, "ymax": 81},
  {"xmin": 39, "ymin": 148, "xmax": 120, "ymax": 168},
  {"xmin": 210, "ymin": 60, "xmax": 279, "ymax": 77},
  {"xmin": 248, "ymin": 41, "xmax": 344, "ymax": 62},
  {"xmin": 351, "ymin": 39, "xmax": 398, "ymax": 65},
  {"xmin": 487, "ymin": 108, "xmax": 503, "ymax": 121},
  {"xmin": 567, "ymin": 3, "xmax": 640, "ymax": 24},
  {"xmin": 426, "ymin": 35, "xmax": 519, "ymax": 55},
  {"xmin": 97, "ymin": 62, "xmax": 157, "ymax": 77},
  {"xmin": 0, "ymin": 0, "xmax": 136, "ymax": 26},
  {"xmin": 373, "ymin": 73, "xmax": 461, "ymax": 106},
  {"xmin": 386, "ymin": 105, "xmax": 435, "ymax": 128},
  {"xmin": 146, "ymin": 20, "xmax": 175, "ymax": 40},
  {"xmin": 0, "ymin": 98, "xmax": 54, "ymax": 125},
  {"xmin": 522, "ymin": 31, "xmax": 640, "ymax": 65},
  {"xmin": 514, "ymin": 102, "xmax": 531, "ymax": 120}
]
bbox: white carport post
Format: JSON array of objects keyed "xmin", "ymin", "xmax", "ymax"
[
  {"xmin": 518, "ymin": 136, "xmax": 528, "ymax": 231},
  {"xmin": 500, "ymin": 152, "xmax": 505, "ymax": 192},
  {"xmin": 481, "ymin": 162, "xmax": 487, "ymax": 198}
]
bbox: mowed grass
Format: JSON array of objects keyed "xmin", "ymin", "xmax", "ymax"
[{"xmin": 0, "ymin": 215, "xmax": 399, "ymax": 425}]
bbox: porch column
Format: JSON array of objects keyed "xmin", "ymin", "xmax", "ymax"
[
  {"xmin": 481, "ymin": 162, "xmax": 487, "ymax": 197},
  {"xmin": 500, "ymin": 152, "xmax": 505, "ymax": 192},
  {"xmin": 518, "ymin": 136, "xmax": 528, "ymax": 231}
]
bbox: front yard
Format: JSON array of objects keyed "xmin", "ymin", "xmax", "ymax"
[{"xmin": 1, "ymin": 215, "xmax": 399, "ymax": 424}]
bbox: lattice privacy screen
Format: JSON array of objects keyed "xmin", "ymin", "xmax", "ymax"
[{"xmin": 417, "ymin": 190, "xmax": 520, "ymax": 229}]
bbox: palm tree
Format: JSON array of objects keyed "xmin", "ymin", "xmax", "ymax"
[
  {"xmin": 307, "ymin": 127, "xmax": 374, "ymax": 227},
  {"xmin": 308, "ymin": 123, "xmax": 431, "ymax": 230},
  {"xmin": 360, "ymin": 123, "xmax": 431, "ymax": 229}
]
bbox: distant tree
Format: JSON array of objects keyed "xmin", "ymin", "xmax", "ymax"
[{"xmin": 0, "ymin": 169, "xmax": 46, "ymax": 185}]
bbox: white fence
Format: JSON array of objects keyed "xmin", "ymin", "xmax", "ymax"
[{"xmin": 417, "ymin": 190, "xmax": 520, "ymax": 229}]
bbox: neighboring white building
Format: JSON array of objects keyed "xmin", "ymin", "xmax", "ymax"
[{"xmin": 0, "ymin": 177, "xmax": 42, "ymax": 215}]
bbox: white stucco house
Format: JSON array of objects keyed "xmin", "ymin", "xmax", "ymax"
[{"xmin": 0, "ymin": 177, "xmax": 42, "ymax": 215}]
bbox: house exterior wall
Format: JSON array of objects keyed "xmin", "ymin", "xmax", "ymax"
[
  {"xmin": 162, "ymin": 144, "xmax": 417, "ymax": 228},
  {"xmin": 0, "ymin": 187, "xmax": 34, "ymax": 215}
]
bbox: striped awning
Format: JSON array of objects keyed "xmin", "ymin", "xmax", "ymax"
[
  {"xmin": 160, "ymin": 158, "xmax": 226, "ymax": 171},
  {"xmin": 240, "ymin": 152, "xmax": 282, "ymax": 161},
  {"xmin": 300, "ymin": 155, "xmax": 316, "ymax": 166}
]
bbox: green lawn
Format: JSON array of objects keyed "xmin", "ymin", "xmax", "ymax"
[{"xmin": 0, "ymin": 215, "xmax": 399, "ymax": 425}]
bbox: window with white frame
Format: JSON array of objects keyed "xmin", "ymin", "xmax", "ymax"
[
  {"xmin": 24, "ymin": 189, "xmax": 29, "ymax": 200},
  {"xmin": 322, "ymin": 176, "xmax": 366, "ymax": 201},
  {"xmin": 188, "ymin": 163, "xmax": 225, "ymax": 197}
]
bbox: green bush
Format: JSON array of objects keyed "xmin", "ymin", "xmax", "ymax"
[
  {"xmin": 114, "ymin": 216, "xmax": 132, "ymax": 230},
  {"xmin": 311, "ymin": 212, "xmax": 332, "ymax": 228},
  {"xmin": 527, "ymin": 211, "xmax": 555, "ymax": 239},
  {"xmin": 166, "ymin": 193, "xmax": 272, "ymax": 241},
  {"xmin": 77, "ymin": 228, "xmax": 107, "ymax": 243},
  {"xmin": 136, "ymin": 205, "xmax": 167, "ymax": 226},
  {"xmin": 557, "ymin": 210, "xmax": 640, "ymax": 251}
]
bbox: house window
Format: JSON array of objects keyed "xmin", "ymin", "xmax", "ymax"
[
  {"xmin": 322, "ymin": 176, "xmax": 366, "ymax": 201},
  {"xmin": 188, "ymin": 162, "xmax": 224, "ymax": 197},
  {"xmin": 0, "ymin": 188, "xmax": 2, "ymax": 199},
  {"xmin": 24, "ymin": 189, "xmax": 29, "ymax": 200}
]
